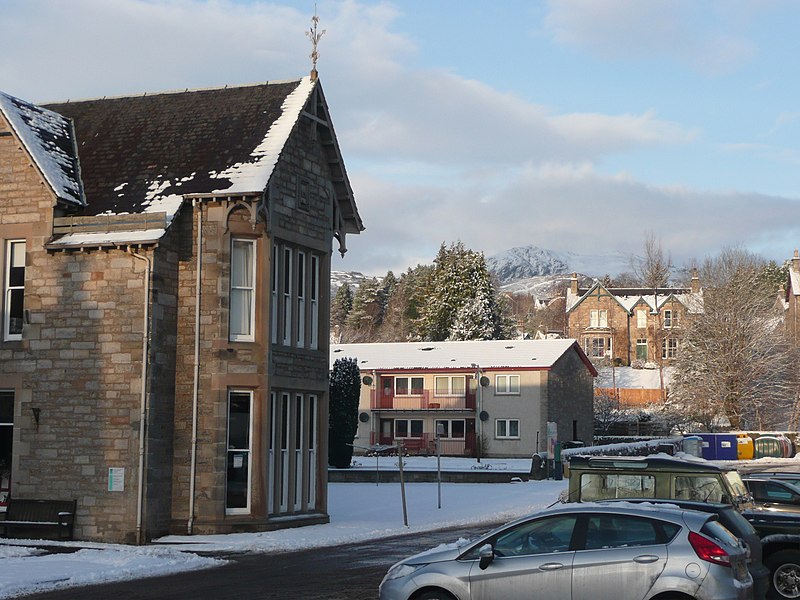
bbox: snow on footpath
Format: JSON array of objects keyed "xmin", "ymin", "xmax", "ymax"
[{"xmin": 0, "ymin": 458, "xmax": 566, "ymax": 598}]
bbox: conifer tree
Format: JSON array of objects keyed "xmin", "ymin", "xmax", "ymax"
[{"xmin": 328, "ymin": 357, "xmax": 361, "ymax": 468}]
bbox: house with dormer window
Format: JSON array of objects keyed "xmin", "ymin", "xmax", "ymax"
[
  {"xmin": 565, "ymin": 272, "xmax": 702, "ymax": 366},
  {"xmin": 0, "ymin": 75, "xmax": 363, "ymax": 543}
]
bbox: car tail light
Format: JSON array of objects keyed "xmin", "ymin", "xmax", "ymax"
[{"xmin": 688, "ymin": 531, "xmax": 731, "ymax": 567}]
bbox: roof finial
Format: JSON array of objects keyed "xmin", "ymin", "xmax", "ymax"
[{"xmin": 306, "ymin": 5, "xmax": 326, "ymax": 81}]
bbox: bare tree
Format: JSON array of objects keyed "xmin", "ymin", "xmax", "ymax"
[
  {"xmin": 631, "ymin": 231, "xmax": 673, "ymax": 401},
  {"xmin": 671, "ymin": 247, "xmax": 795, "ymax": 430}
]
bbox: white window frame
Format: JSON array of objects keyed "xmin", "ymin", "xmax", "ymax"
[
  {"xmin": 395, "ymin": 376, "xmax": 424, "ymax": 396},
  {"xmin": 310, "ymin": 255, "xmax": 319, "ymax": 350},
  {"xmin": 636, "ymin": 309, "xmax": 647, "ymax": 329},
  {"xmin": 229, "ymin": 238, "xmax": 256, "ymax": 342},
  {"xmin": 394, "ymin": 418, "xmax": 424, "ymax": 438},
  {"xmin": 4, "ymin": 240, "xmax": 25, "ymax": 341},
  {"xmin": 585, "ymin": 337, "xmax": 609, "ymax": 358},
  {"xmin": 663, "ymin": 309, "xmax": 674, "ymax": 329},
  {"xmin": 282, "ymin": 247, "xmax": 292, "ymax": 345},
  {"xmin": 636, "ymin": 338, "xmax": 648, "ymax": 360},
  {"xmin": 434, "ymin": 375, "xmax": 465, "ymax": 396},
  {"xmin": 662, "ymin": 338, "xmax": 678, "ymax": 359},
  {"xmin": 495, "ymin": 374, "xmax": 520, "ymax": 395},
  {"xmin": 589, "ymin": 309, "xmax": 608, "ymax": 328},
  {"xmin": 226, "ymin": 390, "xmax": 253, "ymax": 515},
  {"xmin": 297, "ymin": 251, "xmax": 306, "ymax": 347},
  {"xmin": 435, "ymin": 418, "xmax": 466, "ymax": 439},
  {"xmin": 495, "ymin": 418, "xmax": 520, "ymax": 440},
  {"xmin": 271, "ymin": 244, "xmax": 278, "ymax": 344}
]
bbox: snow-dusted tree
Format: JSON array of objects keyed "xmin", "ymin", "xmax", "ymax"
[
  {"xmin": 418, "ymin": 241, "xmax": 512, "ymax": 341},
  {"xmin": 380, "ymin": 265, "xmax": 433, "ymax": 341},
  {"xmin": 594, "ymin": 392, "xmax": 626, "ymax": 435},
  {"xmin": 331, "ymin": 284, "xmax": 353, "ymax": 332},
  {"xmin": 671, "ymin": 247, "xmax": 795, "ymax": 430},
  {"xmin": 328, "ymin": 357, "xmax": 361, "ymax": 468},
  {"xmin": 345, "ymin": 277, "xmax": 386, "ymax": 342}
]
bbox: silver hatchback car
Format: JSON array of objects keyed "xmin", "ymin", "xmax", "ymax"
[{"xmin": 379, "ymin": 503, "xmax": 753, "ymax": 600}]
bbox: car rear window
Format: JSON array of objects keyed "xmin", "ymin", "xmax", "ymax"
[
  {"xmin": 584, "ymin": 514, "xmax": 680, "ymax": 549},
  {"xmin": 701, "ymin": 520, "xmax": 739, "ymax": 548},
  {"xmin": 579, "ymin": 473, "xmax": 655, "ymax": 501}
]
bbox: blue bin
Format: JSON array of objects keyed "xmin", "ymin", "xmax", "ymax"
[{"xmin": 694, "ymin": 433, "xmax": 738, "ymax": 460}]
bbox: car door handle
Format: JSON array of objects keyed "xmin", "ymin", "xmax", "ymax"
[
  {"xmin": 539, "ymin": 563, "xmax": 565, "ymax": 571},
  {"xmin": 633, "ymin": 555, "xmax": 660, "ymax": 564}
]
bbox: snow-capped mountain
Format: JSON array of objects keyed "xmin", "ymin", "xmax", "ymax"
[
  {"xmin": 487, "ymin": 245, "xmax": 632, "ymax": 284},
  {"xmin": 331, "ymin": 270, "xmax": 373, "ymax": 295}
]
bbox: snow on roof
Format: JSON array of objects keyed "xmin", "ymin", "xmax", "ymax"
[
  {"xmin": 330, "ymin": 339, "xmax": 584, "ymax": 371},
  {"xmin": 46, "ymin": 229, "xmax": 166, "ymax": 247},
  {"xmin": 38, "ymin": 77, "xmax": 329, "ymax": 246},
  {"xmin": 209, "ymin": 76, "xmax": 314, "ymax": 194},
  {"xmin": 0, "ymin": 91, "xmax": 84, "ymax": 206},
  {"xmin": 595, "ymin": 366, "xmax": 674, "ymax": 389}
]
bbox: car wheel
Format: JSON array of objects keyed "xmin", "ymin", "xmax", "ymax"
[
  {"xmin": 766, "ymin": 550, "xmax": 800, "ymax": 599},
  {"xmin": 414, "ymin": 590, "xmax": 456, "ymax": 600}
]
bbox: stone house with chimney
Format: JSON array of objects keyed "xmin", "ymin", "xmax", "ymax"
[
  {"xmin": 0, "ymin": 75, "xmax": 363, "ymax": 543},
  {"xmin": 565, "ymin": 273, "xmax": 703, "ymax": 366}
]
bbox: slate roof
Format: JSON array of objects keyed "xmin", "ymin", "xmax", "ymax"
[
  {"xmin": 43, "ymin": 78, "xmax": 315, "ymax": 220},
  {"xmin": 330, "ymin": 339, "xmax": 598, "ymax": 375},
  {"xmin": 0, "ymin": 92, "xmax": 84, "ymax": 206},
  {"xmin": 566, "ymin": 283, "xmax": 703, "ymax": 314}
]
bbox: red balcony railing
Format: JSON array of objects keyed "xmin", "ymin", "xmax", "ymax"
[{"xmin": 370, "ymin": 432, "xmax": 477, "ymax": 457}]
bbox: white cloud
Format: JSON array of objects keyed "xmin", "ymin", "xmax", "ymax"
[
  {"xmin": 344, "ymin": 162, "xmax": 800, "ymax": 276},
  {"xmin": 543, "ymin": 0, "xmax": 758, "ymax": 75}
]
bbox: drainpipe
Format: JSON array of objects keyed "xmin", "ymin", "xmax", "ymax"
[
  {"xmin": 188, "ymin": 202, "xmax": 202, "ymax": 534},
  {"xmin": 130, "ymin": 249, "xmax": 152, "ymax": 546}
]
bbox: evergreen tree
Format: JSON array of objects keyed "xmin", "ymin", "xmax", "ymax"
[
  {"xmin": 331, "ymin": 284, "xmax": 353, "ymax": 331},
  {"xmin": 346, "ymin": 278, "xmax": 386, "ymax": 341},
  {"xmin": 328, "ymin": 357, "xmax": 361, "ymax": 468},
  {"xmin": 418, "ymin": 241, "xmax": 512, "ymax": 341}
]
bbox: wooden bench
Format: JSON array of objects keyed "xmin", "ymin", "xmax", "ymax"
[{"xmin": 0, "ymin": 498, "xmax": 76, "ymax": 540}]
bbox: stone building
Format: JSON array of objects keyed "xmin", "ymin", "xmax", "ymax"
[
  {"xmin": 565, "ymin": 273, "xmax": 702, "ymax": 366},
  {"xmin": 332, "ymin": 339, "xmax": 597, "ymax": 458},
  {"xmin": 0, "ymin": 75, "xmax": 363, "ymax": 543}
]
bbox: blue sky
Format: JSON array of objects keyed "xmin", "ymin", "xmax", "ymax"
[{"xmin": 3, "ymin": 0, "xmax": 800, "ymax": 276}]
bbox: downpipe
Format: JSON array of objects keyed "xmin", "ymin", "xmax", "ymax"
[{"xmin": 188, "ymin": 202, "xmax": 202, "ymax": 534}]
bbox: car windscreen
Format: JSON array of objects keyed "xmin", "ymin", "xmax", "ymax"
[{"xmin": 579, "ymin": 473, "xmax": 655, "ymax": 501}]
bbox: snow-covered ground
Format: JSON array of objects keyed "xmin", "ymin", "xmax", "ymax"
[{"xmin": 0, "ymin": 457, "xmax": 565, "ymax": 598}]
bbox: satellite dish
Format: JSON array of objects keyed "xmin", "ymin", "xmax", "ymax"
[
  {"xmin": 479, "ymin": 411, "xmax": 489, "ymax": 422},
  {"xmin": 479, "ymin": 376, "xmax": 490, "ymax": 387},
  {"xmin": 358, "ymin": 412, "xmax": 370, "ymax": 423},
  {"xmin": 362, "ymin": 375, "xmax": 373, "ymax": 386}
]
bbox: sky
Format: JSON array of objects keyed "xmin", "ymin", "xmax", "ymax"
[
  {"xmin": 2, "ymin": 0, "xmax": 800, "ymax": 276},
  {"xmin": 0, "ymin": 457, "xmax": 564, "ymax": 597}
]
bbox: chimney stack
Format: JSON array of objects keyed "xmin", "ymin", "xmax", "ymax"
[
  {"xmin": 691, "ymin": 268, "xmax": 700, "ymax": 293},
  {"xmin": 570, "ymin": 272, "xmax": 579, "ymax": 295}
]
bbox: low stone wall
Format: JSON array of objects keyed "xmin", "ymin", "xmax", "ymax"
[{"xmin": 328, "ymin": 469, "xmax": 532, "ymax": 483}]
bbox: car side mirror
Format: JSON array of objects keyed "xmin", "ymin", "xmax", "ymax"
[{"xmin": 479, "ymin": 544, "xmax": 494, "ymax": 570}]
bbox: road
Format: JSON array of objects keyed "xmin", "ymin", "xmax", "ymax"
[{"xmin": 18, "ymin": 523, "xmax": 500, "ymax": 600}]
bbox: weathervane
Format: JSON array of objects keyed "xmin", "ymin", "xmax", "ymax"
[{"xmin": 306, "ymin": 6, "xmax": 326, "ymax": 80}]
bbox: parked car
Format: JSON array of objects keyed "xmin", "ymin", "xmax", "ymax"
[
  {"xmin": 567, "ymin": 454, "xmax": 800, "ymax": 599},
  {"xmin": 743, "ymin": 478, "xmax": 800, "ymax": 509},
  {"xmin": 744, "ymin": 472, "xmax": 800, "ymax": 489},
  {"xmin": 379, "ymin": 503, "xmax": 753, "ymax": 600},
  {"xmin": 598, "ymin": 498, "xmax": 770, "ymax": 599}
]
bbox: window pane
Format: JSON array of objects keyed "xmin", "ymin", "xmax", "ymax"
[
  {"xmin": 226, "ymin": 451, "xmax": 249, "ymax": 509},
  {"xmin": 231, "ymin": 240, "xmax": 253, "ymax": 287},
  {"xmin": 395, "ymin": 378, "xmax": 408, "ymax": 395},
  {"xmin": 230, "ymin": 289, "xmax": 252, "ymax": 337},
  {"xmin": 435, "ymin": 420, "xmax": 449, "ymax": 438},
  {"xmin": 509, "ymin": 420, "xmax": 519, "ymax": 437},
  {"xmin": 228, "ymin": 393, "xmax": 251, "ymax": 449},
  {"xmin": 451, "ymin": 420, "xmax": 465, "ymax": 438},
  {"xmin": 496, "ymin": 420, "xmax": 507, "ymax": 437},
  {"xmin": 435, "ymin": 377, "xmax": 449, "ymax": 395},
  {"xmin": 8, "ymin": 288, "xmax": 23, "ymax": 335},
  {"xmin": 411, "ymin": 377, "xmax": 424, "ymax": 395},
  {"xmin": 451, "ymin": 377, "xmax": 465, "ymax": 395},
  {"xmin": 410, "ymin": 420, "xmax": 423, "ymax": 437},
  {"xmin": 509, "ymin": 375, "xmax": 520, "ymax": 394},
  {"xmin": 396, "ymin": 420, "xmax": 409, "ymax": 437}
]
